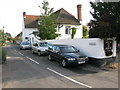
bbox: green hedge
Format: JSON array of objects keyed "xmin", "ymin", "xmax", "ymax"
[{"xmin": 0, "ymin": 46, "xmax": 6, "ymax": 64}]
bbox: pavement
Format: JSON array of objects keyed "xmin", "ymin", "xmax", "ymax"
[{"xmin": 2, "ymin": 43, "xmax": 119, "ymax": 88}]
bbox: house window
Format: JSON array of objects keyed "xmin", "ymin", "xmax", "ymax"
[{"xmin": 65, "ymin": 26, "xmax": 71, "ymax": 34}]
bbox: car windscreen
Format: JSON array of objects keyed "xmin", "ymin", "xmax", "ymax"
[
  {"xmin": 22, "ymin": 42, "xmax": 30, "ymax": 45},
  {"xmin": 60, "ymin": 46, "xmax": 78, "ymax": 53},
  {"xmin": 39, "ymin": 42, "xmax": 48, "ymax": 47}
]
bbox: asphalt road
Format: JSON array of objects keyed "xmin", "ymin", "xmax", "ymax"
[{"xmin": 2, "ymin": 43, "xmax": 118, "ymax": 88}]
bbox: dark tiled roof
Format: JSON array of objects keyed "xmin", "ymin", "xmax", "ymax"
[
  {"xmin": 54, "ymin": 8, "xmax": 80, "ymax": 25},
  {"xmin": 24, "ymin": 8, "xmax": 80, "ymax": 28},
  {"xmin": 24, "ymin": 15, "xmax": 40, "ymax": 28}
]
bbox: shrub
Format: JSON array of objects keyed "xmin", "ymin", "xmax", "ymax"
[
  {"xmin": 0, "ymin": 46, "xmax": 6, "ymax": 64},
  {"xmin": 71, "ymin": 27, "xmax": 76, "ymax": 39}
]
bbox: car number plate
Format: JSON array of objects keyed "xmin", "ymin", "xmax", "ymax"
[{"xmin": 78, "ymin": 61, "xmax": 85, "ymax": 64}]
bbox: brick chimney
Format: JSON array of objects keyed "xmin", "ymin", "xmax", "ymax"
[
  {"xmin": 77, "ymin": 4, "xmax": 82, "ymax": 21},
  {"xmin": 23, "ymin": 12, "xmax": 26, "ymax": 16},
  {"xmin": 23, "ymin": 12, "xmax": 26, "ymax": 18}
]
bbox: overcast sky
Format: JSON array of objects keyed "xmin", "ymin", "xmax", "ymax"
[{"xmin": 0, "ymin": 0, "xmax": 94, "ymax": 37}]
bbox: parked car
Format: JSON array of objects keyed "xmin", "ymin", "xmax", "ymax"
[
  {"xmin": 20, "ymin": 41, "xmax": 31, "ymax": 50},
  {"xmin": 47, "ymin": 44, "xmax": 89, "ymax": 67},
  {"xmin": 32, "ymin": 42, "xmax": 49, "ymax": 55}
]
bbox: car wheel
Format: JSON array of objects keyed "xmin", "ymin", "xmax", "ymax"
[
  {"xmin": 62, "ymin": 59, "xmax": 67, "ymax": 67},
  {"xmin": 38, "ymin": 51, "xmax": 41, "ymax": 56},
  {"xmin": 48, "ymin": 54, "xmax": 52, "ymax": 61}
]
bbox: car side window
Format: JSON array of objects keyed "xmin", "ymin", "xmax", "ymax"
[
  {"xmin": 48, "ymin": 45, "xmax": 53, "ymax": 50},
  {"xmin": 52, "ymin": 46, "xmax": 57, "ymax": 51},
  {"xmin": 55, "ymin": 47, "xmax": 60, "ymax": 52}
]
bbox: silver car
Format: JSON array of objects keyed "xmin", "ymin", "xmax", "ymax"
[
  {"xmin": 32, "ymin": 42, "xmax": 49, "ymax": 55},
  {"xmin": 20, "ymin": 41, "xmax": 31, "ymax": 50}
]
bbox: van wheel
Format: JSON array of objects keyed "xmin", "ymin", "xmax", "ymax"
[
  {"xmin": 62, "ymin": 59, "xmax": 67, "ymax": 67},
  {"xmin": 48, "ymin": 55, "xmax": 52, "ymax": 61}
]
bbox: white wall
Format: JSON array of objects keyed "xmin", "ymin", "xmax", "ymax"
[
  {"xmin": 22, "ymin": 28, "xmax": 39, "ymax": 43},
  {"xmin": 46, "ymin": 38, "xmax": 116, "ymax": 59},
  {"xmin": 56, "ymin": 24, "xmax": 82, "ymax": 39}
]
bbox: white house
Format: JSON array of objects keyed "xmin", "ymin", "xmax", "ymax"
[
  {"xmin": 22, "ymin": 13, "xmax": 40, "ymax": 43},
  {"xmin": 22, "ymin": 5, "xmax": 83, "ymax": 43}
]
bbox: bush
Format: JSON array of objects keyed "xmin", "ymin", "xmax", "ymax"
[{"xmin": 0, "ymin": 46, "xmax": 6, "ymax": 64}]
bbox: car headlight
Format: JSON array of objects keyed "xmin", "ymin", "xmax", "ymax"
[{"xmin": 67, "ymin": 58, "xmax": 76, "ymax": 61}]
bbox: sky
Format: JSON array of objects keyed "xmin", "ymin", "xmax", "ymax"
[{"xmin": 0, "ymin": 0, "xmax": 94, "ymax": 37}]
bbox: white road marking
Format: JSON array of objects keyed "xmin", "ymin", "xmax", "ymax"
[
  {"xmin": 18, "ymin": 52, "xmax": 24, "ymax": 56},
  {"xmin": 47, "ymin": 68, "xmax": 92, "ymax": 88},
  {"xmin": 26, "ymin": 56, "xmax": 39, "ymax": 65},
  {"xmin": 16, "ymin": 50, "xmax": 39, "ymax": 65},
  {"xmin": 14, "ymin": 50, "xmax": 17, "ymax": 52}
]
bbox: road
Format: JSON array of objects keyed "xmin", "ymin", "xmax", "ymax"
[{"xmin": 2, "ymin": 43, "xmax": 118, "ymax": 88}]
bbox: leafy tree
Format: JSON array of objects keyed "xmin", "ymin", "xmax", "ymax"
[
  {"xmin": 5, "ymin": 32, "xmax": 12, "ymax": 41},
  {"xmin": 82, "ymin": 25, "xmax": 89, "ymax": 38},
  {"xmin": 41, "ymin": 0, "xmax": 53, "ymax": 16},
  {"xmin": 88, "ymin": 1, "xmax": 120, "ymax": 41},
  {"xmin": 0, "ymin": 30, "xmax": 6, "ymax": 46},
  {"xmin": 37, "ymin": 0, "xmax": 59, "ymax": 40},
  {"xmin": 71, "ymin": 27, "xmax": 76, "ymax": 39}
]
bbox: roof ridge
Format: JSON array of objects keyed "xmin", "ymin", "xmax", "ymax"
[
  {"xmin": 59, "ymin": 8, "xmax": 76, "ymax": 18},
  {"xmin": 54, "ymin": 8, "xmax": 80, "ymax": 25}
]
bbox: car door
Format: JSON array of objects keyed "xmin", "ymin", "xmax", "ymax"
[
  {"xmin": 33, "ymin": 43, "xmax": 38, "ymax": 53},
  {"xmin": 35, "ymin": 43, "xmax": 39, "ymax": 53},
  {"xmin": 50, "ymin": 46, "xmax": 57, "ymax": 60},
  {"xmin": 54, "ymin": 46, "xmax": 62, "ymax": 62},
  {"xmin": 32, "ymin": 43, "xmax": 36, "ymax": 52}
]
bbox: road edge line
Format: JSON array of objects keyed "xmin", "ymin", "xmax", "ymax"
[
  {"xmin": 47, "ymin": 68, "xmax": 92, "ymax": 88},
  {"xmin": 26, "ymin": 56, "xmax": 39, "ymax": 65}
]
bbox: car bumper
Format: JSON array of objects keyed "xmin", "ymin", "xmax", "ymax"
[
  {"xmin": 21, "ymin": 47, "xmax": 31, "ymax": 49},
  {"xmin": 40, "ymin": 51, "xmax": 48, "ymax": 54},
  {"xmin": 67, "ymin": 58, "xmax": 89, "ymax": 65}
]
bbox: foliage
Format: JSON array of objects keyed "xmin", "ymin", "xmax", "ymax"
[
  {"xmin": 38, "ymin": 15, "xmax": 59, "ymax": 40},
  {"xmin": 0, "ymin": 30, "xmax": 6, "ymax": 46},
  {"xmin": 71, "ymin": 27, "xmax": 76, "ymax": 39},
  {"xmin": 0, "ymin": 46, "xmax": 6, "ymax": 64},
  {"xmin": 37, "ymin": 0, "xmax": 59, "ymax": 40},
  {"xmin": 82, "ymin": 25, "xmax": 89, "ymax": 38},
  {"xmin": 88, "ymin": 1, "xmax": 120, "ymax": 41},
  {"xmin": 41, "ymin": 0, "xmax": 54, "ymax": 16}
]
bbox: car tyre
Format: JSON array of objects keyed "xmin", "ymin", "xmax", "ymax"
[
  {"xmin": 62, "ymin": 59, "xmax": 67, "ymax": 67},
  {"xmin": 48, "ymin": 54, "xmax": 52, "ymax": 61}
]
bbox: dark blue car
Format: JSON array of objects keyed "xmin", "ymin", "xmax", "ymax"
[{"xmin": 47, "ymin": 44, "xmax": 89, "ymax": 67}]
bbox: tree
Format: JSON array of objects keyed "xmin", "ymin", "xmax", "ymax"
[
  {"xmin": 0, "ymin": 30, "xmax": 6, "ymax": 46},
  {"xmin": 71, "ymin": 27, "xmax": 76, "ymax": 39},
  {"xmin": 37, "ymin": 0, "xmax": 59, "ymax": 40},
  {"xmin": 5, "ymin": 32, "xmax": 12, "ymax": 41},
  {"xmin": 88, "ymin": 1, "xmax": 120, "ymax": 41},
  {"xmin": 82, "ymin": 25, "xmax": 89, "ymax": 38}
]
